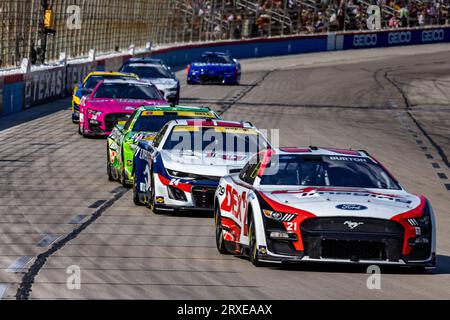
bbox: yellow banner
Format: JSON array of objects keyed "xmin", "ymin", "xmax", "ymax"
[
  {"xmin": 176, "ymin": 111, "xmax": 216, "ymax": 118},
  {"xmin": 141, "ymin": 111, "xmax": 165, "ymax": 116},
  {"xmin": 213, "ymin": 127, "xmax": 257, "ymax": 135},
  {"xmin": 173, "ymin": 126, "xmax": 200, "ymax": 132}
]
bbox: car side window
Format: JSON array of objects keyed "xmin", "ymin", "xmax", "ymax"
[
  {"xmin": 153, "ymin": 124, "xmax": 169, "ymax": 149},
  {"xmin": 124, "ymin": 111, "xmax": 138, "ymax": 131},
  {"xmin": 239, "ymin": 154, "xmax": 261, "ymax": 185}
]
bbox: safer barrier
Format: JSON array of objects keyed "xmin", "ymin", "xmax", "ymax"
[{"xmin": 1, "ymin": 26, "xmax": 450, "ymax": 117}]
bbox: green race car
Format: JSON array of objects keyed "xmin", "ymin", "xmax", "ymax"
[{"xmin": 107, "ymin": 105, "xmax": 220, "ymax": 186}]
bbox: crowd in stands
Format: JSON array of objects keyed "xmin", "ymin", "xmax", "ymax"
[{"xmin": 177, "ymin": 0, "xmax": 450, "ymax": 40}]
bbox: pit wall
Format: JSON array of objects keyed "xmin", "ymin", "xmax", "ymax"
[{"xmin": 1, "ymin": 26, "xmax": 449, "ymax": 117}]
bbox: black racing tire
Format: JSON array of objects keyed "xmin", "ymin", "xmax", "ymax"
[
  {"xmin": 132, "ymin": 173, "xmax": 143, "ymax": 206},
  {"xmin": 120, "ymin": 150, "xmax": 131, "ymax": 188},
  {"xmin": 186, "ymin": 80, "xmax": 194, "ymax": 85},
  {"xmin": 249, "ymin": 215, "xmax": 264, "ymax": 267},
  {"xmin": 106, "ymin": 146, "xmax": 115, "ymax": 182},
  {"xmin": 215, "ymin": 205, "xmax": 229, "ymax": 254},
  {"xmin": 149, "ymin": 173, "xmax": 162, "ymax": 214}
]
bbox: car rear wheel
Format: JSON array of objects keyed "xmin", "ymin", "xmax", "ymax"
[
  {"xmin": 249, "ymin": 216, "xmax": 264, "ymax": 267},
  {"xmin": 106, "ymin": 146, "xmax": 114, "ymax": 181},
  {"xmin": 149, "ymin": 174, "xmax": 162, "ymax": 214},
  {"xmin": 215, "ymin": 205, "xmax": 229, "ymax": 254},
  {"xmin": 132, "ymin": 173, "xmax": 143, "ymax": 206},
  {"xmin": 120, "ymin": 151, "xmax": 131, "ymax": 188}
]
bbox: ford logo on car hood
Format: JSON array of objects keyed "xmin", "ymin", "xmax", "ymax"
[{"xmin": 336, "ymin": 204, "xmax": 368, "ymax": 210}]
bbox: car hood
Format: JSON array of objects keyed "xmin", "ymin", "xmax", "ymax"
[
  {"xmin": 257, "ymin": 186, "xmax": 421, "ymax": 220},
  {"xmin": 191, "ymin": 63, "xmax": 236, "ymax": 72},
  {"xmin": 160, "ymin": 150, "xmax": 249, "ymax": 177},
  {"xmin": 85, "ymin": 98, "xmax": 168, "ymax": 111}
]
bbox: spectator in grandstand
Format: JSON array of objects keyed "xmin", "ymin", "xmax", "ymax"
[
  {"xmin": 427, "ymin": 3, "xmax": 437, "ymax": 25},
  {"xmin": 418, "ymin": 10, "xmax": 425, "ymax": 27},
  {"xmin": 389, "ymin": 14, "xmax": 399, "ymax": 28},
  {"xmin": 399, "ymin": 5, "xmax": 408, "ymax": 27}
]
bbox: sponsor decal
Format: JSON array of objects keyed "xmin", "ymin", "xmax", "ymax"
[
  {"xmin": 25, "ymin": 68, "xmax": 66, "ymax": 108},
  {"xmin": 218, "ymin": 185, "xmax": 226, "ymax": 196},
  {"xmin": 336, "ymin": 204, "xmax": 368, "ymax": 211},
  {"xmin": 126, "ymin": 160, "xmax": 132, "ymax": 167},
  {"xmin": 353, "ymin": 34, "xmax": 377, "ymax": 47},
  {"xmin": 258, "ymin": 245, "xmax": 267, "ymax": 254},
  {"xmin": 388, "ymin": 31, "xmax": 411, "ymax": 44},
  {"xmin": 329, "ymin": 156, "xmax": 368, "ymax": 162},
  {"xmin": 422, "ymin": 29, "xmax": 444, "ymax": 42},
  {"xmin": 156, "ymin": 196, "xmax": 165, "ymax": 204},
  {"xmin": 343, "ymin": 220, "xmax": 365, "ymax": 229}
]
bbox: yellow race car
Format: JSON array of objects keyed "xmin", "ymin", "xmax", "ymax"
[{"xmin": 71, "ymin": 71, "xmax": 138, "ymax": 123}]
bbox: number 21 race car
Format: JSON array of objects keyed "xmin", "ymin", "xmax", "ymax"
[{"xmin": 214, "ymin": 147, "xmax": 436, "ymax": 269}]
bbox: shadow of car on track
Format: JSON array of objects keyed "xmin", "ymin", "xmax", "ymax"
[
  {"xmin": 151, "ymin": 209, "xmax": 214, "ymax": 219},
  {"xmin": 272, "ymin": 254, "xmax": 450, "ymax": 275}
]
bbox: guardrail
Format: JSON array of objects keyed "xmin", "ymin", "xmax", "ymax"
[{"xmin": 1, "ymin": 26, "xmax": 450, "ymax": 118}]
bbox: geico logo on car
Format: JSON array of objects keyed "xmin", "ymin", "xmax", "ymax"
[
  {"xmin": 388, "ymin": 31, "xmax": 411, "ymax": 44},
  {"xmin": 422, "ymin": 29, "xmax": 444, "ymax": 42},
  {"xmin": 353, "ymin": 34, "xmax": 377, "ymax": 47}
]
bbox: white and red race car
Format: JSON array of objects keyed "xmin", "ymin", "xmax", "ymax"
[{"xmin": 214, "ymin": 147, "xmax": 436, "ymax": 269}]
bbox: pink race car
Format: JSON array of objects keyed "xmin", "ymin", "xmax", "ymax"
[{"xmin": 78, "ymin": 78, "xmax": 168, "ymax": 137}]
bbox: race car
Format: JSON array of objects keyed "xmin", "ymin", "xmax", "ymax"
[
  {"xmin": 120, "ymin": 61, "xmax": 180, "ymax": 104},
  {"xmin": 133, "ymin": 119, "xmax": 269, "ymax": 213},
  {"xmin": 78, "ymin": 79, "xmax": 167, "ymax": 137},
  {"xmin": 71, "ymin": 71, "xmax": 138, "ymax": 123},
  {"xmin": 107, "ymin": 105, "xmax": 220, "ymax": 187},
  {"xmin": 186, "ymin": 52, "xmax": 241, "ymax": 85},
  {"xmin": 214, "ymin": 147, "xmax": 436, "ymax": 269}
]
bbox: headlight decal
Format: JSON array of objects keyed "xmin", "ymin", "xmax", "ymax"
[{"xmin": 391, "ymin": 195, "xmax": 431, "ymax": 255}]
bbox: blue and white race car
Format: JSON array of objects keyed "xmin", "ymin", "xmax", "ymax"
[
  {"xmin": 186, "ymin": 52, "xmax": 241, "ymax": 85},
  {"xmin": 132, "ymin": 119, "xmax": 269, "ymax": 213}
]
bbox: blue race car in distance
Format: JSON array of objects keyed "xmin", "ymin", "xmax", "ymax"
[{"xmin": 186, "ymin": 52, "xmax": 241, "ymax": 85}]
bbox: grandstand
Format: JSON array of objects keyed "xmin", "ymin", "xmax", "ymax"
[{"xmin": 1, "ymin": 0, "xmax": 449, "ymax": 69}]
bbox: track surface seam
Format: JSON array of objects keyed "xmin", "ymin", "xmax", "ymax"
[{"xmin": 15, "ymin": 188, "xmax": 128, "ymax": 300}]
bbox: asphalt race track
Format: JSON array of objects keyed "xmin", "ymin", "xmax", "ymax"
[{"xmin": 0, "ymin": 44, "xmax": 449, "ymax": 299}]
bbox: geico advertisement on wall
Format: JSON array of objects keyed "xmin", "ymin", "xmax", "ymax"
[
  {"xmin": 421, "ymin": 29, "xmax": 445, "ymax": 42},
  {"xmin": 388, "ymin": 31, "xmax": 412, "ymax": 45},
  {"xmin": 353, "ymin": 33, "xmax": 378, "ymax": 47}
]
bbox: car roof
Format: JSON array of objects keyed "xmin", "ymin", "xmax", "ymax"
[
  {"xmin": 275, "ymin": 146, "xmax": 370, "ymax": 158},
  {"xmin": 84, "ymin": 71, "xmax": 137, "ymax": 81},
  {"xmin": 124, "ymin": 57, "xmax": 164, "ymax": 64},
  {"xmin": 100, "ymin": 78, "xmax": 153, "ymax": 85},
  {"xmin": 126, "ymin": 63, "xmax": 163, "ymax": 68},
  {"xmin": 136, "ymin": 105, "xmax": 213, "ymax": 112},
  {"xmin": 171, "ymin": 119, "xmax": 254, "ymax": 128}
]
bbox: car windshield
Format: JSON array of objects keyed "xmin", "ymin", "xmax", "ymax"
[
  {"xmin": 163, "ymin": 126, "xmax": 267, "ymax": 154},
  {"xmin": 132, "ymin": 112, "xmax": 216, "ymax": 132},
  {"xmin": 84, "ymin": 75, "xmax": 134, "ymax": 90},
  {"xmin": 93, "ymin": 83, "xmax": 163, "ymax": 100},
  {"xmin": 121, "ymin": 65, "xmax": 172, "ymax": 79},
  {"xmin": 198, "ymin": 55, "xmax": 230, "ymax": 64},
  {"xmin": 260, "ymin": 154, "xmax": 401, "ymax": 190}
]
